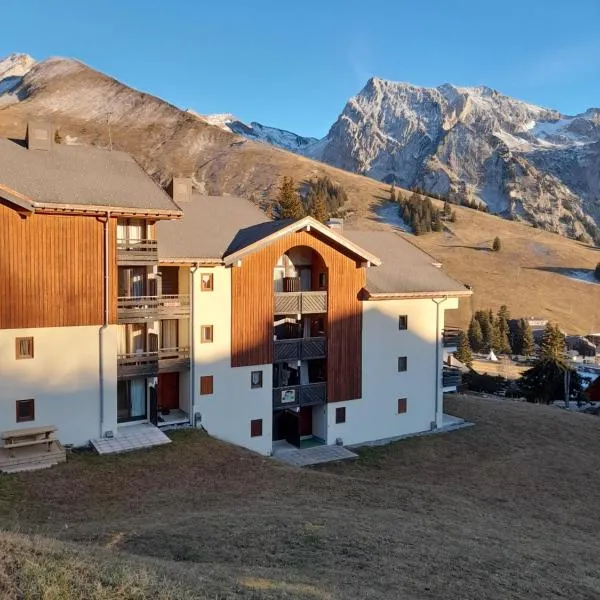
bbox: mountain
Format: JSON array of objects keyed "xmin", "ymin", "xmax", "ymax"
[
  {"xmin": 0, "ymin": 53, "xmax": 36, "ymax": 94},
  {"xmin": 299, "ymin": 78, "xmax": 600, "ymax": 242},
  {"xmin": 0, "ymin": 53, "xmax": 597, "ymax": 332},
  {"xmin": 189, "ymin": 111, "xmax": 319, "ymax": 153}
]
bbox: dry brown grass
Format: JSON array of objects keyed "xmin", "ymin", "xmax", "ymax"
[
  {"xmin": 0, "ymin": 60, "xmax": 598, "ymax": 332},
  {"xmin": 1, "ymin": 396, "xmax": 600, "ymax": 599}
]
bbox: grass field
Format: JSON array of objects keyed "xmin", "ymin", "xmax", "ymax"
[{"xmin": 2, "ymin": 395, "xmax": 600, "ymax": 599}]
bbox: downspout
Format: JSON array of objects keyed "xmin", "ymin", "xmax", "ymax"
[
  {"xmin": 189, "ymin": 263, "xmax": 199, "ymax": 426},
  {"xmin": 431, "ymin": 296, "xmax": 449, "ymax": 429},
  {"xmin": 99, "ymin": 211, "xmax": 111, "ymax": 437}
]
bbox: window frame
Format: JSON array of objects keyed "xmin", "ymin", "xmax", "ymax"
[
  {"xmin": 398, "ymin": 315, "xmax": 408, "ymax": 331},
  {"xmin": 397, "ymin": 397, "xmax": 407, "ymax": 414},
  {"xmin": 15, "ymin": 337, "xmax": 34, "ymax": 360},
  {"xmin": 250, "ymin": 419, "xmax": 263, "ymax": 437},
  {"xmin": 200, "ymin": 375, "xmax": 214, "ymax": 395},
  {"xmin": 398, "ymin": 356, "xmax": 408, "ymax": 372},
  {"xmin": 200, "ymin": 325, "xmax": 214, "ymax": 343},
  {"xmin": 250, "ymin": 370, "xmax": 263, "ymax": 389},
  {"xmin": 16, "ymin": 399, "xmax": 35, "ymax": 423},
  {"xmin": 335, "ymin": 406, "xmax": 346, "ymax": 424},
  {"xmin": 200, "ymin": 273, "xmax": 214, "ymax": 292}
]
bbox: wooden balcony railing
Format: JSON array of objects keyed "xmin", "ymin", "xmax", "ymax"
[
  {"xmin": 273, "ymin": 337, "xmax": 326, "ymax": 362},
  {"xmin": 442, "ymin": 366, "xmax": 462, "ymax": 388},
  {"xmin": 117, "ymin": 295, "xmax": 190, "ymax": 323},
  {"xmin": 117, "ymin": 347, "xmax": 190, "ymax": 379},
  {"xmin": 273, "ymin": 382, "xmax": 326, "ymax": 410},
  {"xmin": 117, "ymin": 239, "xmax": 158, "ymax": 265},
  {"xmin": 274, "ymin": 291, "xmax": 327, "ymax": 315},
  {"xmin": 442, "ymin": 327, "xmax": 461, "ymax": 348}
]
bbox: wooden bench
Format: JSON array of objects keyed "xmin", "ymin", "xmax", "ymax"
[{"xmin": 1, "ymin": 425, "xmax": 57, "ymax": 457}]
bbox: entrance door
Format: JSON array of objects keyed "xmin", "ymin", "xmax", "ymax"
[
  {"xmin": 158, "ymin": 372, "xmax": 179, "ymax": 412},
  {"xmin": 299, "ymin": 406, "xmax": 312, "ymax": 437}
]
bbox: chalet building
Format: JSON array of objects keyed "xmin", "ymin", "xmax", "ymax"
[{"xmin": 0, "ymin": 126, "xmax": 471, "ymax": 456}]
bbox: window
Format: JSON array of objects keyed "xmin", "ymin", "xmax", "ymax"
[
  {"xmin": 201, "ymin": 273, "xmax": 214, "ymax": 291},
  {"xmin": 397, "ymin": 398, "xmax": 407, "ymax": 414},
  {"xmin": 251, "ymin": 370, "xmax": 263, "ymax": 389},
  {"xmin": 335, "ymin": 407, "xmax": 346, "ymax": 424},
  {"xmin": 398, "ymin": 315, "xmax": 408, "ymax": 330},
  {"xmin": 250, "ymin": 419, "xmax": 263, "ymax": 437},
  {"xmin": 398, "ymin": 357, "xmax": 408, "ymax": 372},
  {"xmin": 16, "ymin": 399, "xmax": 35, "ymax": 423},
  {"xmin": 117, "ymin": 379, "xmax": 147, "ymax": 423},
  {"xmin": 200, "ymin": 325, "xmax": 214, "ymax": 343},
  {"xmin": 318, "ymin": 272, "xmax": 327, "ymax": 289},
  {"xmin": 15, "ymin": 337, "xmax": 34, "ymax": 359},
  {"xmin": 200, "ymin": 375, "xmax": 214, "ymax": 395}
]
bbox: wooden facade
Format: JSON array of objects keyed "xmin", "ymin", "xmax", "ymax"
[
  {"xmin": 0, "ymin": 200, "xmax": 118, "ymax": 329},
  {"xmin": 231, "ymin": 229, "xmax": 365, "ymax": 402}
]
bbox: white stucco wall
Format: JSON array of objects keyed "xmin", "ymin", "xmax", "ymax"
[
  {"xmin": 0, "ymin": 325, "xmax": 118, "ymax": 446},
  {"xmin": 325, "ymin": 297, "xmax": 458, "ymax": 447},
  {"xmin": 192, "ymin": 266, "xmax": 273, "ymax": 455}
]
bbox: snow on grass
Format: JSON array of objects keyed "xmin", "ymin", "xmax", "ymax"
[
  {"xmin": 564, "ymin": 270, "xmax": 599, "ymax": 285},
  {"xmin": 375, "ymin": 202, "xmax": 412, "ymax": 232}
]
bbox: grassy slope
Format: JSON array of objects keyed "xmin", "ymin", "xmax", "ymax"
[
  {"xmin": 0, "ymin": 59, "xmax": 598, "ymax": 332},
  {"xmin": 2, "ymin": 396, "xmax": 600, "ymax": 599}
]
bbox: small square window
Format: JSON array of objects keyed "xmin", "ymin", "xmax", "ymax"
[
  {"xmin": 398, "ymin": 315, "xmax": 408, "ymax": 330},
  {"xmin": 200, "ymin": 375, "xmax": 214, "ymax": 395},
  {"xmin": 201, "ymin": 273, "xmax": 214, "ymax": 291},
  {"xmin": 16, "ymin": 399, "xmax": 35, "ymax": 423},
  {"xmin": 250, "ymin": 419, "xmax": 263, "ymax": 437},
  {"xmin": 397, "ymin": 398, "xmax": 407, "ymax": 414},
  {"xmin": 16, "ymin": 337, "xmax": 34, "ymax": 359},
  {"xmin": 335, "ymin": 407, "xmax": 346, "ymax": 424},
  {"xmin": 201, "ymin": 325, "xmax": 214, "ymax": 343},
  {"xmin": 398, "ymin": 357, "xmax": 408, "ymax": 372},
  {"xmin": 251, "ymin": 370, "xmax": 263, "ymax": 389}
]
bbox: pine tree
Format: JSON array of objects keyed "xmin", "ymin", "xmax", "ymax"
[
  {"xmin": 492, "ymin": 236, "xmax": 502, "ymax": 252},
  {"xmin": 455, "ymin": 330, "xmax": 473, "ymax": 366},
  {"xmin": 310, "ymin": 193, "xmax": 328, "ymax": 223},
  {"xmin": 390, "ymin": 183, "xmax": 396, "ymax": 202},
  {"xmin": 468, "ymin": 317, "xmax": 484, "ymax": 353},
  {"xmin": 520, "ymin": 319, "xmax": 535, "ymax": 357},
  {"xmin": 495, "ymin": 305, "xmax": 512, "ymax": 354},
  {"xmin": 540, "ymin": 323, "xmax": 565, "ymax": 361},
  {"xmin": 277, "ymin": 176, "xmax": 305, "ymax": 220},
  {"xmin": 475, "ymin": 310, "xmax": 493, "ymax": 351}
]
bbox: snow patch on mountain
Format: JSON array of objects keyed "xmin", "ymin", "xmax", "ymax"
[{"xmin": 0, "ymin": 53, "xmax": 36, "ymax": 95}]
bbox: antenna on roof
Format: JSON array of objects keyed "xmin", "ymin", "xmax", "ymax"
[{"xmin": 106, "ymin": 112, "xmax": 113, "ymax": 151}]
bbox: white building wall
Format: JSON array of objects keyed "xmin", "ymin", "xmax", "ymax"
[
  {"xmin": 0, "ymin": 325, "xmax": 118, "ymax": 446},
  {"xmin": 325, "ymin": 297, "xmax": 458, "ymax": 447},
  {"xmin": 192, "ymin": 265, "xmax": 272, "ymax": 455}
]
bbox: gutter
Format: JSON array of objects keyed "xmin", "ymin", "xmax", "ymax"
[
  {"xmin": 431, "ymin": 296, "xmax": 449, "ymax": 429},
  {"xmin": 189, "ymin": 263, "xmax": 200, "ymax": 426},
  {"xmin": 99, "ymin": 211, "xmax": 111, "ymax": 437}
]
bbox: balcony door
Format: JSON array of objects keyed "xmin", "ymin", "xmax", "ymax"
[
  {"xmin": 160, "ymin": 320, "xmax": 179, "ymax": 352},
  {"xmin": 117, "ymin": 379, "xmax": 147, "ymax": 423},
  {"xmin": 118, "ymin": 267, "xmax": 147, "ymax": 298},
  {"xmin": 118, "ymin": 323, "xmax": 147, "ymax": 357},
  {"xmin": 117, "ymin": 218, "xmax": 146, "ymax": 243}
]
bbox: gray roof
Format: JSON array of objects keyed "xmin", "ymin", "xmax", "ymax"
[
  {"xmin": 344, "ymin": 229, "xmax": 471, "ymax": 296},
  {"xmin": 158, "ymin": 194, "xmax": 276, "ymax": 260},
  {"xmin": 0, "ymin": 138, "xmax": 181, "ymax": 214}
]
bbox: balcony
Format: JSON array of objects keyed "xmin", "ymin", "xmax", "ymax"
[
  {"xmin": 117, "ymin": 239, "xmax": 158, "ymax": 265},
  {"xmin": 273, "ymin": 382, "xmax": 326, "ymax": 410},
  {"xmin": 274, "ymin": 291, "xmax": 327, "ymax": 315},
  {"xmin": 117, "ymin": 347, "xmax": 190, "ymax": 379},
  {"xmin": 442, "ymin": 327, "xmax": 461, "ymax": 348},
  {"xmin": 442, "ymin": 366, "xmax": 462, "ymax": 388},
  {"xmin": 117, "ymin": 295, "xmax": 190, "ymax": 323},
  {"xmin": 273, "ymin": 337, "xmax": 326, "ymax": 362}
]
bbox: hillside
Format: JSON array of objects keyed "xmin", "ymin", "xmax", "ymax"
[
  {"xmin": 0, "ymin": 54, "xmax": 598, "ymax": 332},
  {"xmin": 2, "ymin": 396, "xmax": 600, "ymax": 599}
]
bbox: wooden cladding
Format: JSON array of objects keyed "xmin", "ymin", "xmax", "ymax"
[
  {"xmin": 0, "ymin": 201, "xmax": 117, "ymax": 328},
  {"xmin": 231, "ymin": 229, "xmax": 364, "ymax": 402}
]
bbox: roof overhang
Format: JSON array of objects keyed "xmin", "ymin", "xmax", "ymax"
[
  {"xmin": 0, "ymin": 183, "xmax": 35, "ymax": 213},
  {"xmin": 33, "ymin": 202, "xmax": 183, "ymax": 219},
  {"xmin": 159, "ymin": 258, "xmax": 223, "ymax": 266},
  {"xmin": 223, "ymin": 216, "xmax": 382, "ymax": 267},
  {"xmin": 364, "ymin": 289, "xmax": 473, "ymax": 300}
]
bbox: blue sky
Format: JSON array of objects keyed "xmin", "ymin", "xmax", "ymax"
[{"xmin": 1, "ymin": 0, "xmax": 599, "ymax": 137}]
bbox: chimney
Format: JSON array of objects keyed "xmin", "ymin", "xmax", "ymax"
[
  {"xmin": 326, "ymin": 217, "xmax": 344, "ymax": 233},
  {"xmin": 27, "ymin": 121, "xmax": 53, "ymax": 151},
  {"xmin": 168, "ymin": 177, "xmax": 192, "ymax": 204}
]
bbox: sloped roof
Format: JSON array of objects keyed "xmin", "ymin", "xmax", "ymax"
[
  {"xmin": 343, "ymin": 229, "xmax": 472, "ymax": 297},
  {"xmin": 157, "ymin": 194, "xmax": 273, "ymax": 261},
  {"xmin": 0, "ymin": 138, "xmax": 181, "ymax": 216}
]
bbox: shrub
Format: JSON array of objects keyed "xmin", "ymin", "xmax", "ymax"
[{"xmin": 492, "ymin": 237, "xmax": 502, "ymax": 252}]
